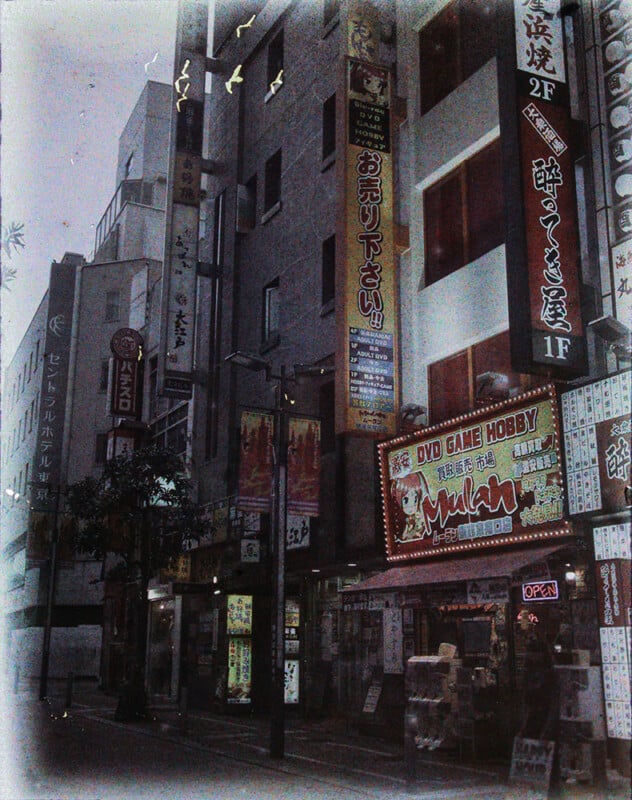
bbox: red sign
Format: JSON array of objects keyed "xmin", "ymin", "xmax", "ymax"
[
  {"xmin": 237, "ymin": 411, "xmax": 274, "ymax": 512},
  {"xmin": 520, "ymin": 98, "xmax": 586, "ymax": 372},
  {"xmin": 287, "ymin": 417, "xmax": 321, "ymax": 517},
  {"xmin": 378, "ymin": 386, "xmax": 572, "ymax": 561},
  {"xmin": 110, "ymin": 357, "xmax": 142, "ymax": 418},
  {"xmin": 522, "ymin": 580, "xmax": 559, "ymax": 602}
]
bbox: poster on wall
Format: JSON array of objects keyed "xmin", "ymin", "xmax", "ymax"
[
  {"xmin": 284, "ymin": 659, "xmax": 300, "ymax": 704},
  {"xmin": 227, "ymin": 637, "xmax": 252, "ymax": 704},
  {"xmin": 500, "ymin": 0, "xmax": 587, "ymax": 378},
  {"xmin": 378, "ymin": 386, "xmax": 571, "ymax": 561},
  {"xmin": 561, "ymin": 370, "xmax": 631, "ymax": 516},
  {"xmin": 337, "ymin": 47, "xmax": 398, "ymax": 436},
  {"xmin": 226, "ymin": 595, "xmax": 252, "ymax": 636},
  {"xmin": 383, "ymin": 607, "xmax": 403, "ymax": 674},
  {"xmin": 593, "ymin": 521, "xmax": 631, "ymax": 741}
]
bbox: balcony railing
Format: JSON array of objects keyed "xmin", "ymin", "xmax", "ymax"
[{"xmin": 93, "ymin": 179, "xmax": 158, "ymax": 256}]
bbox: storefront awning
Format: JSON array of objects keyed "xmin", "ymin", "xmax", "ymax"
[{"xmin": 343, "ymin": 543, "xmax": 570, "ymax": 594}]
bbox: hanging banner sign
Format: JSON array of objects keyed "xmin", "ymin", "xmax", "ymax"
[
  {"xmin": 159, "ymin": 0, "xmax": 208, "ymax": 399},
  {"xmin": 560, "ymin": 370, "xmax": 631, "ymax": 517},
  {"xmin": 337, "ymin": 49, "xmax": 398, "ymax": 436},
  {"xmin": 109, "ymin": 328, "xmax": 144, "ymax": 419},
  {"xmin": 501, "ymin": 0, "xmax": 587, "ymax": 378},
  {"xmin": 236, "ymin": 411, "xmax": 274, "ymax": 512},
  {"xmin": 378, "ymin": 386, "xmax": 571, "ymax": 561},
  {"xmin": 287, "ymin": 417, "xmax": 321, "ymax": 516}
]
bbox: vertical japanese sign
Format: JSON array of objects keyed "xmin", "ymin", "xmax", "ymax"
[
  {"xmin": 500, "ymin": 0, "xmax": 587, "ymax": 378},
  {"xmin": 599, "ymin": 3, "xmax": 632, "ymax": 322},
  {"xmin": 337, "ymin": 2, "xmax": 398, "ymax": 436},
  {"xmin": 560, "ymin": 370, "xmax": 631, "ymax": 516},
  {"xmin": 109, "ymin": 327, "xmax": 144, "ymax": 419},
  {"xmin": 227, "ymin": 637, "xmax": 252, "ymax": 704},
  {"xmin": 32, "ymin": 262, "xmax": 76, "ymax": 513},
  {"xmin": 593, "ymin": 522, "xmax": 631, "ymax": 741},
  {"xmin": 158, "ymin": 0, "xmax": 208, "ymax": 399}
]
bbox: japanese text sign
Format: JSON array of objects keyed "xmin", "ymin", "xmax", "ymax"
[{"xmin": 378, "ymin": 386, "xmax": 571, "ymax": 561}]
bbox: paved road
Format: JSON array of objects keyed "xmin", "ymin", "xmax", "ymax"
[{"xmin": 1, "ymin": 681, "xmax": 628, "ymax": 800}]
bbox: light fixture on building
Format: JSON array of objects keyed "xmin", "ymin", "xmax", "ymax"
[
  {"xmin": 587, "ymin": 315, "xmax": 632, "ymax": 361},
  {"xmin": 475, "ymin": 371, "xmax": 510, "ymax": 402},
  {"xmin": 564, "ymin": 563, "xmax": 577, "ymax": 585},
  {"xmin": 225, "ymin": 350, "xmax": 271, "ymax": 374}
]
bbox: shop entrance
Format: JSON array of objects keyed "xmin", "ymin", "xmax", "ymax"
[{"xmin": 147, "ymin": 599, "xmax": 175, "ymax": 697}]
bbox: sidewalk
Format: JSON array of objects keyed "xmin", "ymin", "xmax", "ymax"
[{"xmin": 11, "ymin": 679, "xmax": 632, "ymax": 800}]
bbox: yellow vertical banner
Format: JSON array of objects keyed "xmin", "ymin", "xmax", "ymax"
[{"xmin": 338, "ymin": 53, "xmax": 398, "ymax": 436}]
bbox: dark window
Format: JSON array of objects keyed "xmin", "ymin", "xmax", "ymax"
[
  {"xmin": 99, "ymin": 360, "xmax": 110, "ymax": 393},
  {"xmin": 236, "ymin": 177, "xmax": 257, "ymax": 233},
  {"xmin": 424, "ymin": 138, "xmax": 503, "ymax": 285},
  {"xmin": 263, "ymin": 278, "xmax": 280, "ymax": 343},
  {"xmin": 264, "ymin": 149, "xmax": 282, "ymax": 212},
  {"xmin": 324, "ymin": 0, "xmax": 340, "ymax": 26},
  {"xmin": 105, "ymin": 290, "xmax": 120, "ymax": 322},
  {"xmin": 319, "ymin": 381, "xmax": 335, "ymax": 454},
  {"xmin": 95, "ymin": 433, "xmax": 109, "ymax": 464},
  {"xmin": 322, "ymin": 94, "xmax": 336, "ymax": 160},
  {"xmin": 125, "ymin": 152, "xmax": 134, "ymax": 178},
  {"xmin": 419, "ymin": 0, "xmax": 497, "ymax": 115},
  {"xmin": 428, "ymin": 331, "xmax": 546, "ymax": 425},
  {"xmin": 34, "ymin": 339, "xmax": 40, "ymax": 370},
  {"xmin": 149, "ymin": 356, "xmax": 158, "ymax": 420},
  {"xmin": 322, "ymin": 235, "xmax": 336, "ymax": 306},
  {"xmin": 267, "ymin": 29, "xmax": 284, "ymax": 93},
  {"xmin": 213, "ymin": 191, "xmax": 225, "ymax": 266}
]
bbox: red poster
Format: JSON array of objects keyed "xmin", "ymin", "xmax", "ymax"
[
  {"xmin": 287, "ymin": 418, "xmax": 321, "ymax": 517},
  {"xmin": 237, "ymin": 411, "xmax": 274, "ymax": 512}
]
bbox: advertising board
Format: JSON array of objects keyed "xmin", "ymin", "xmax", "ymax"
[{"xmin": 378, "ymin": 386, "xmax": 571, "ymax": 561}]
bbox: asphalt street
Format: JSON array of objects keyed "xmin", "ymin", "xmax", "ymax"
[{"xmin": 1, "ymin": 679, "xmax": 628, "ymax": 800}]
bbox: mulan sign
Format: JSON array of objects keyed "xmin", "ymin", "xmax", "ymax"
[{"xmin": 500, "ymin": 0, "xmax": 587, "ymax": 378}]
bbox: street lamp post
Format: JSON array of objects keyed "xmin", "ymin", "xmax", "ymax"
[
  {"xmin": 40, "ymin": 483, "xmax": 62, "ymax": 700},
  {"xmin": 225, "ymin": 352, "xmax": 332, "ymax": 759}
]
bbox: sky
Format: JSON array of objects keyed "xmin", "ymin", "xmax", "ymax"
[{"xmin": 1, "ymin": 0, "xmax": 181, "ymax": 370}]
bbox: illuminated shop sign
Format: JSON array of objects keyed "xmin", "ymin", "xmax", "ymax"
[
  {"xmin": 378, "ymin": 386, "xmax": 571, "ymax": 561},
  {"xmin": 227, "ymin": 637, "xmax": 251, "ymax": 704},
  {"xmin": 561, "ymin": 370, "xmax": 631, "ymax": 517},
  {"xmin": 501, "ymin": 0, "xmax": 587, "ymax": 378},
  {"xmin": 226, "ymin": 594, "xmax": 253, "ymax": 636},
  {"xmin": 109, "ymin": 328, "xmax": 143, "ymax": 419},
  {"xmin": 522, "ymin": 579, "xmax": 559, "ymax": 602}
]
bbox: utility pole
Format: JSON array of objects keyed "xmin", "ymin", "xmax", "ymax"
[{"xmin": 39, "ymin": 483, "xmax": 61, "ymax": 700}]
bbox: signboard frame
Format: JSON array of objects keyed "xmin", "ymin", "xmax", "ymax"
[{"xmin": 378, "ymin": 386, "xmax": 572, "ymax": 562}]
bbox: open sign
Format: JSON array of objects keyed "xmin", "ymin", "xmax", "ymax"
[{"xmin": 522, "ymin": 580, "xmax": 559, "ymax": 602}]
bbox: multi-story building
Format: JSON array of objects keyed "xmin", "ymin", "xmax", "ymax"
[{"xmin": 2, "ymin": 0, "xmax": 629, "ymax": 781}]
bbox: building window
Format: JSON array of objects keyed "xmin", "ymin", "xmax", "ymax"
[
  {"xmin": 322, "ymin": 234, "xmax": 336, "ymax": 306},
  {"xmin": 264, "ymin": 150, "xmax": 282, "ymax": 214},
  {"xmin": 424, "ymin": 138, "xmax": 503, "ymax": 285},
  {"xmin": 262, "ymin": 278, "xmax": 280, "ymax": 344},
  {"xmin": 35, "ymin": 339, "xmax": 40, "ymax": 371},
  {"xmin": 100, "ymin": 359, "xmax": 110, "ymax": 393},
  {"xmin": 324, "ymin": 0, "xmax": 340, "ymax": 27},
  {"xmin": 95, "ymin": 433, "xmax": 109, "ymax": 464},
  {"xmin": 419, "ymin": 0, "xmax": 498, "ymax": 116},
  {"xmin": 428, "ymin": 331, "xmax": 546, "ymax": 425},
  {"xmin": 149, "ymin": 356, "xmax": 158, "ymax": 420},
  {"xmin": 319, "ymin": 380, "xmax": 335, "ymax": 454},
  {"xmin": 267, "ymin": 29, "xmax": 284, "ymax": 95},
  {"xmin": 213, "ymin": 191, "xmax": 226, "ymax": 266},
  {"xmin": 322, "ymin": 93, "xmax": 336, "ymax": 161},
  {"xmin": 105, "ymin": 290, "xmax": 120, "ymax": 322},
  {"xmin": 236, "ymin": 176, "xmax": 257, "ymax": 233},
  {"xmin": 29, "ymin": 399, "xmax": 35, "ymax": 432},
  {"xmin": 125, "ymin": 152, "xmax": 134, "ymax": 178},
  {"xmin": 28, "ymin": 352, "xmax": 33, "ymax": 382},
  {"xmin": 151, "ymin": 404, "xmax": 188, "ymax": 457}
]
